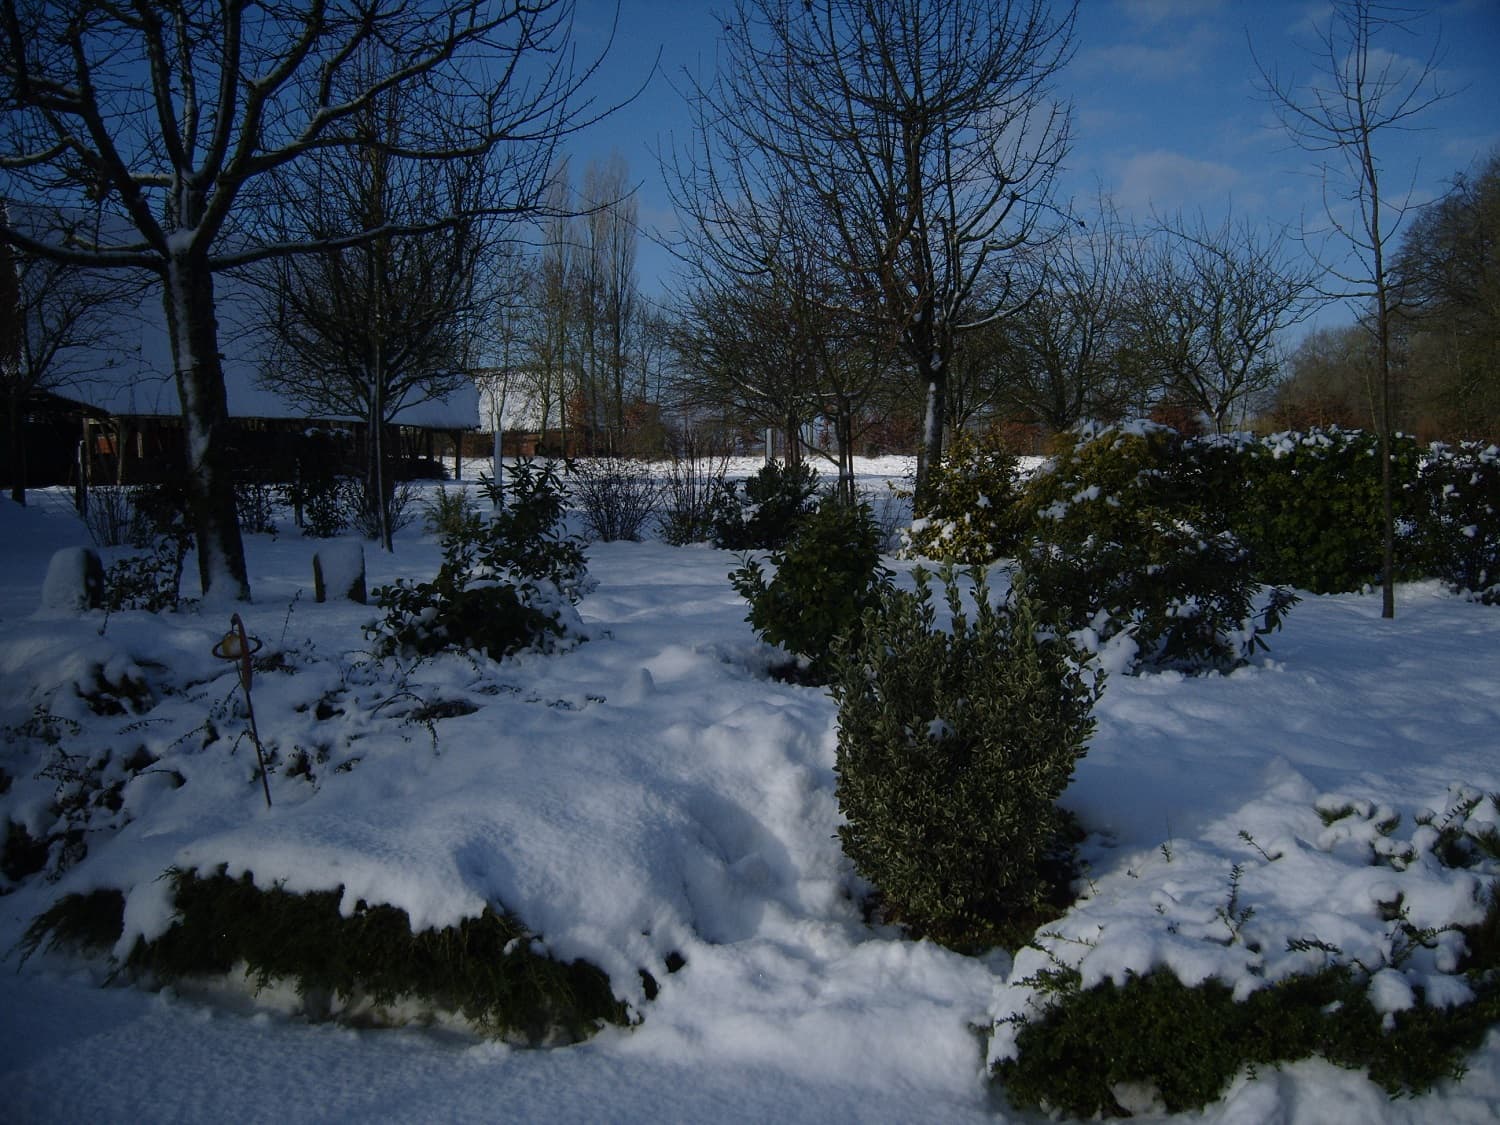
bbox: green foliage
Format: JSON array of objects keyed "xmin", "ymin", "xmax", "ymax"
[
  {"xmin": 23, "ymin": 874, "xmax": 626, "ymax": 1044},
  {"xmin": 829, "ymin": 567, "xmax": 1101, "ymax": 949},
  {"xmin": 730, "ymin": 496, "xmax": 892, "ymax": 682},
  {"xmin": 421, "ymin": 485, "xmax": 480, "ymax": 540},
  {"xmin": 1017, "ymin": 424, "xmax": 1294, "ymax": 674},
  {"xmin": 1234, "ymin": 427, "xmax": 1423, "ymax": 593},
  {"xmin": 368, "ymin": 460, "xmax": 586, "ymax": 662},
  {"xmin": 1413, "ymin": 440, "xmax": 1500, "ymax": 603},
  {"xmin": 19, "ymin": 887, "xmax": 126, "ymax": 962},
  {"xmin": 475, "ymin": 461, "xmax": 588, "ymax": 598},
  {"xmin": 903, "ymin": 429, "xmax": 1027, "ymax": 563},
  {"xmin": 995, "ymin": 963, "xmax": 1500, "ymax": 1117},
  {"xmin": 711, "ymin": 460, "xmax": 820, "ymax": 550}
]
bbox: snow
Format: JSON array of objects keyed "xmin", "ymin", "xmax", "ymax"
[{"xmin": 3, "ymin": 461, "xmax": 1500, "ymax": 1123}]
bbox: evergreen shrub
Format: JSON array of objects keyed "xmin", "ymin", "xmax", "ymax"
[
  {"xmin": 1234, "ymin": 427, "xmax": 1422, "ymax": 593},
  {"xmin": 1017, "ymin": 424, "xmax": 1293, "ymax": 674},
  {"xmin": 1413, "ymin": 440, "xmax": 1500, "ymax": 603},
  {"xmin": 994, "ymin": 963, "xmax": 1500, "ymax": 1117},
  {"xmin": 829, "ymin": 568, "xmax": 1101, "ymax": 949},
  {"xmin": 730, "ymin": 496, "xmax": 892, "ymax": 682},
  {"xmin": 22, "ymin": 872, "xmax": 626, "ymax": 1044},
  {"xmin": 902, "ymin": 429, "xmax": 1026, "ymax": 563},
  {"xmin": 711, "ymin": 460, "xmax": 820, "ymax": 550},
  {"xmin": 368, "ymin": 460, "xmax": 586, "ymax": 661}
]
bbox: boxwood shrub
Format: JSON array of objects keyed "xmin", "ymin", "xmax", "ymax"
[
  {"xmin": 23, "ymin": 870, "xmax": 627, "ymax": 1044},
  {"xmin": 829, "ymin": 567, "xmax": 1101, "ymax": 950},
  {"xmin": 730, "ymin": 495, "xmax": 892, "ymax": 682}
]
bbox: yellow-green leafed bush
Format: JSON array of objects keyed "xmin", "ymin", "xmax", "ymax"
[{"xmin": 903, "ymin": 430, "xmax": 1027, "ymax": 564}]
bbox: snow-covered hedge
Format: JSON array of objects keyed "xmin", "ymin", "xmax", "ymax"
[{"xmin": 1015, "ymin": 423, "xmax": 1293, "ymax": 675}]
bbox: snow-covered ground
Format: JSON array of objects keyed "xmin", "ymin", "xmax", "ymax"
[{"xmin": 2, "ymin": 459, "xmax": 1498, "ymax": 1124}]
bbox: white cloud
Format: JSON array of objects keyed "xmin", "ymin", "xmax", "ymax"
[
  {"xmin": 1074, "ymin": 19, "xmax": 1224, "ymax": 82},
  {"xmin": 1107, "ymin": 149, "xmax": 1242, "ymax": 214}
]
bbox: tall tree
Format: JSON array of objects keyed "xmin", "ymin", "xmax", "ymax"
[
  {"xmin": 1256, "ymin": 0, "xmax": 1448, "ymax": 617},
  {"xmin": 1393, "ymin": 152, "xmax": 1500, "ymax": 439},
  {"xmin": 1, "ymin": 1, "xmax": 605, "ymax": 600},
  {"xmin": 672, "ymin": 0, "xmax": 1075, "ymax": 505}
]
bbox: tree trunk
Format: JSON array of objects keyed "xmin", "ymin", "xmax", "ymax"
[
  {"xmin": 916, "ymin": 365, "xmax": 947, "ymax": 512},
  {"xmin": 163, "ymin": 256, "xmax": 251, "ymax": 601}
]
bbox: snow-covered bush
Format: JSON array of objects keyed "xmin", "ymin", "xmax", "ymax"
[
  {"xmin": 711, "ymin": 460, "xmax": 820, "ymax": 550},
  {"xmin": 1413, "ymin": 441, "xmax": 1500, "ymax": 603},
  {"xmin": 994, "ymin": 791, "xmax": 1500, "ymax": 1117},
  {"xmin": 24, "ymin": 872, "xmax": 627, "ymax": 1044},
  {"xmin": 1234, "ymin": 426, "xmax": 1423, "ymax": 594},
  {"xmin": 995, "ymin": 959, "xmax": 1500, "ymax": 1117},
  {"xmin": 902, "ymin": 428, "xmax": 1026, "ymax": 564},
  {"xmin": 368, "ymin": 460, "xmax": 586, "ymax": 661},
  {"xmin": 1016, "ymin": 423, "xmax": 1292, "ymax": 675},
  {"xmin": 730, "ymin": 496, "xmax": 891, "ymax": 682},
  {"xmin": 829, "ymin": 568, "xmax": 1101, "ymax": 949}
]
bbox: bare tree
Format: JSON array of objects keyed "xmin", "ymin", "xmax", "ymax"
[
  {"xmin": 670, "ymin": 0, "xmax": 1075, "ymax": 505},
  {"xmin": 252, "ymin": 55, "xmax": 499, "ymax": 552},
  {"xmin": 579, "ymin": 153, "xmax": 639, "ymax": 452},
  {"xmin": 1, "ymin": 1, "xmax": 607, "ymax": 599},
  {"xmin": 1124, "ymin": 214, "xmax": 1315, "ymax": 433},
  {"xmin": 997, "ymin": 205, "xmax": 1139, "ymax": 433},
  {"xmin": 1255, "ymin": 0, "xmax": 1449, "ymax": 617}
]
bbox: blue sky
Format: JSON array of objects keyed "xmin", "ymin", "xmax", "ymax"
[{"xmin": 564, "ymin": 0, "xmax": 1500, "ymax": 324}]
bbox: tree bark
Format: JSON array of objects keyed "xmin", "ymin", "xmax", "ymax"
[
  {"xmin": 917, "ymin": 365, "xmax": 947, "ymax": 511},
  {"xmin": 162, "ymin": 255, "xmax": 250, "ymax": 601}
]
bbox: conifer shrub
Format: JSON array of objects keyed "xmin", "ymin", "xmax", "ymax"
[
  {"xmin": 994, "ymin": 959, "xmax": 1500, "ymax": 1117},
  {"xmin": 22, "ymin": 872, "xmax": 626, "ymax": 1044},
  {"xmin": 729, "ymin": 496, "xmax": 892, "ymax": 682},
  {"xmin": 711, "ymin": 460, "xmax": 820, "ymax": 550},
  {"xmin": 902, "ymin": 428, "xmax": 1027, "ymax": 563},
  {"xmin": 368, "ymin": 460, "xmax": 586, "ymax": 662},
  {"xmin": 1233, "ymin": 427, "xmax": 1423, "ymax": 593},
  {"xmin": 1413, "ymin": 440, "xmax": 1500, "ymax": 603},
  {"xmin": 1016, "ymin": 424, "xmax": 1293, "ymax": 674},
  {"xmin": 829, "ymin": 568, "xmax": 1101, "ymax": 949}
]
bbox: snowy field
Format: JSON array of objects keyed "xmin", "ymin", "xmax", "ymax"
[{"xmin": 2, "ymin": 457, "xmax": 1499, "ymax": 1124}]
